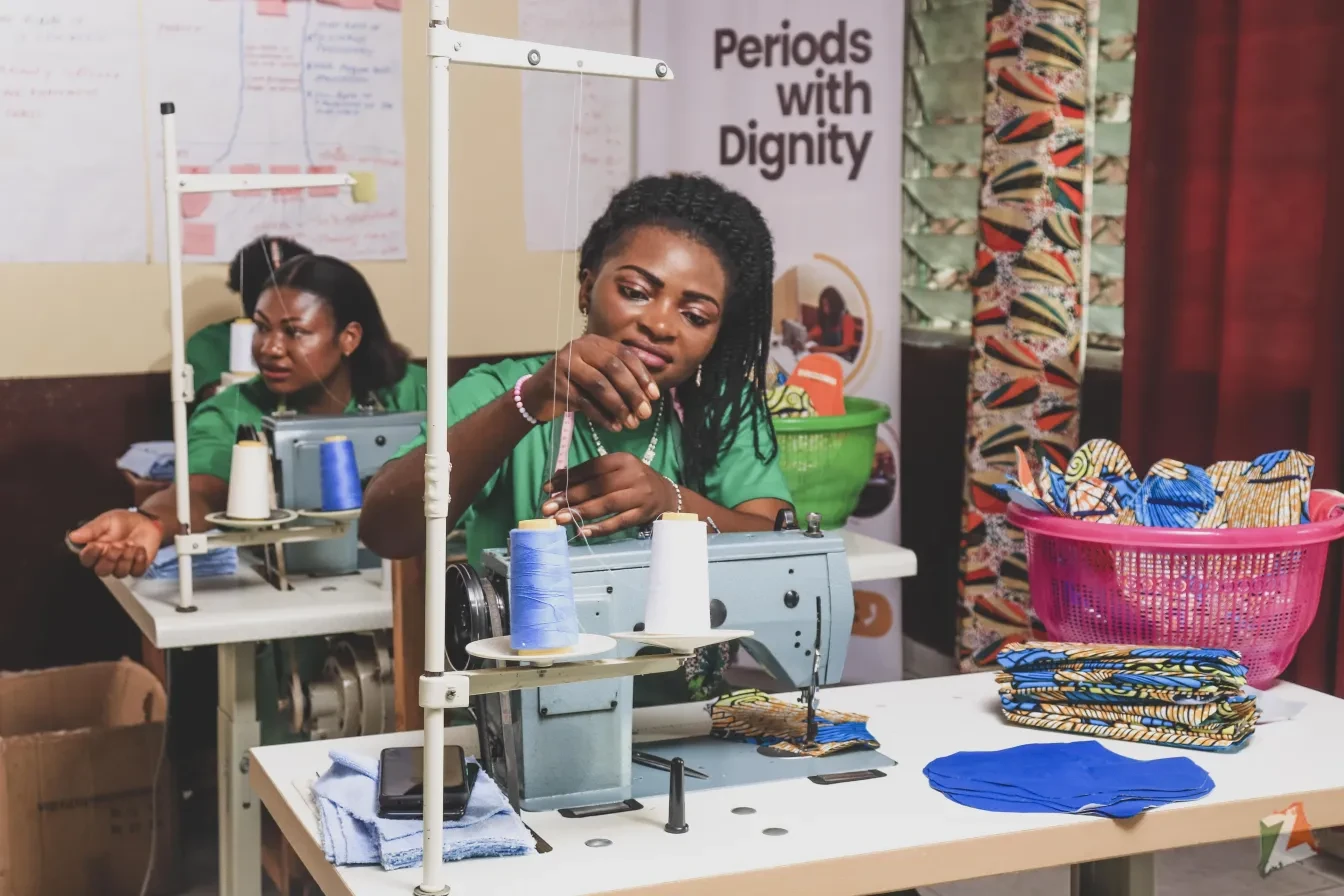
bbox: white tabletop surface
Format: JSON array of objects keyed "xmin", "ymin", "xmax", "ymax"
[
  {"xmin": 840, "ymin": 528, "xmax": 917, "ymax": 582},
  {"xmin": 103, "ymin": 531, "xmax": 913, "ymax": 651},
  {"xmin": 249, "ymin": 672, "xmax": 1344, "ymax": 896},
  {"xmin": 100, "ymin": 565, "xmax": 391, "ymax": 649}
]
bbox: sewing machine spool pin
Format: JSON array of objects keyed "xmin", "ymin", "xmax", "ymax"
[{"xmin": 664, "ymin": 759, "xmax": 689, "ymax": 834}]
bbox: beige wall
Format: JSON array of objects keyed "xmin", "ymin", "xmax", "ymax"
[{"xmin": 0, "ymin": 0, "xmax": 584, "ymax": 380}]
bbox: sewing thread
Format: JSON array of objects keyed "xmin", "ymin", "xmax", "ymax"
[
  {"xmin": 320, "ymin": 435, "xmax": 363, "ymax": 511},
  {"xmin": 644, "ymin": 513, "xmax": 711, "ymax": 633},
  {"xmin": 509, "ymin": 523, "xmax": 580, "ymax": 654},
  {"xmin": 226, "ymin": 440, "xmax": 272, "ymax": 520},
  {"xmin": 229, "ymin": 318, "xmax": 258, "ymax": 375}
]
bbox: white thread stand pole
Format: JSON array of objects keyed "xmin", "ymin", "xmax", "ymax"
[
  {"xmin": 416, "ymin": 14, "xmax": 673, "ymax": 895},
  {"xmin": 157, "ymin": 102, "xmax": 360, "ymax": 616},
  {"xmin": 417, "ymin": 1, "xmax": 452, "ymax": 893},
  {"xmin": 160, "ymin": 103, "xmax": 198, "ymax": 614}
]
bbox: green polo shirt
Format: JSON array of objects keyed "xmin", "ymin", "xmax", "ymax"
[
  {"xmin": 189, "ymin": 364, "xmax": 429, "ymax": 480},
  {"xmin": 186, "ymin": 319, "xmax": 233, "ymax": 393},
  {"xmin": 391, "ymin": 355, "xmax": 792, "ymax": 565}
]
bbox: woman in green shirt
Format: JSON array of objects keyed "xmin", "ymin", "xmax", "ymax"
[
  {"xmin": 361, "ymin": 173, "xmax": 794, "ymax": 703},
  {"xmin": 71, "ymin": 254, "xmax": 427, "ymax": 575},
  {"xmin": 186, "ymin": 235, "xmax": 312, "ymax": 399}
]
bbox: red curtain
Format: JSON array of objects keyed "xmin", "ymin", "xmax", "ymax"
[{"xmin": 1123, "ymin": 0, "xmax": 1344, "ymax": 695}]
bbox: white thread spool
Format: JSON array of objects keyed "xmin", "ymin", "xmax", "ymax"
[
  {"xmin": 229, "ymin": 318, "xmax": 258, "ymax": 375},
  {"xmin": 643, "ymin": 512, "xmax": 710, "ymax": 633},
  {"xmin": 226, "ymin": 440, "xmax": 272, "ymax": 520}
]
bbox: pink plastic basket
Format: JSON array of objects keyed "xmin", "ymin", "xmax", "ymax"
[{"xmin": 1007, "ymin": 490, "xmax": 1344, "ymax": 686}]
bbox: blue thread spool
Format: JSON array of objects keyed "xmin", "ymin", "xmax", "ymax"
[
  {"xmin": 509, "ymin": 521, "xmax": 579, "ymax": 654},
  {"xmin": 320, "ymin": 435, "xmax": 363, "ymax": 511}
]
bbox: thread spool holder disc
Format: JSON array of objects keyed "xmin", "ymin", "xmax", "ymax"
[
  {"xmin": 204, "ymin": 509, "xmax": 300, "ymax": 529},
  {"xmin": 464, "ymin": 633, "xmax": 619, "ymax": 666},
  {"xmin": 184, "ymin": 517, "xmax": 349, "ymax": 549},
  {"xmin": 609, "ymin": 631, "xmax": 753, "ymax": 653}
]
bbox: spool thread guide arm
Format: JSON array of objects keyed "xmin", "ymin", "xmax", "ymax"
[{"xmin": 415, "ymin": 5, "xmax": 673, "ymax": 892}]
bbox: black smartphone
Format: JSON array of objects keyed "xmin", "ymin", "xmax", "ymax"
[{"xmin": 377, "ymin": 745, "xmax": 478, "ymax": 820}]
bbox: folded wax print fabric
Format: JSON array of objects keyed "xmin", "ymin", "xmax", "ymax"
[
  {"xmin": 708, "ymin": 689, "xmax": 878, "ymax": 758},
  {"xmin": 924, "ymin": 741, "xmax": 1215, "ymax": 819},
  {"xmin": 996, "ymin": 641, "xmax": 1249, "ymax": 698},
  {"xmin": 1221, "ymin": 450, "xmax": 1315, "ymax": 529},
  {"xmin": 998, "ymin": 696, "xmax": 1256, "ymax": 752},
  {"xmin": 994, "ymin": 641, "xmax": 1258, "ymax": 752},
  {"xmin": 765, "ymin": 384, "xmax": 817, "ymax": 418},
  {"xmin": 1007, "ymin": 441, "xmax": 1315, "ymax": 528},
  {"xmin": 1066, "ymin": 439, "xmax": 1141, "ymax": 506}
]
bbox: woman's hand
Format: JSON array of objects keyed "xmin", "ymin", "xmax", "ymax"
[
  {"xmin": 522, "ymin": 335, "xmax": 660, "ymax": 432},
  {"xmin": 68, "ymin": 510, "xmax": 163, "ymax": 578},
  {"xmin": 541, "ymin": 453, "xmax": 678, "ymax": 537}
]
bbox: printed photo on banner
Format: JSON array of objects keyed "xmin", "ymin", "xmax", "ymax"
[
  {"xmin": 769, "ymin": 255, "xmax": 871, "ymax": 385},
  {"xmin": 767, "ymin": 253, "xmax": 895, "ymax": 522}
]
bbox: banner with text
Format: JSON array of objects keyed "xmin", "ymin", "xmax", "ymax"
[{"xmin": 637, "ymin": 1, "xmax": 906, "ymax": 683}]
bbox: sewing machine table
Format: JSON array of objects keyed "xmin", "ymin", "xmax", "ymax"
[
  {"xmin": 99, "ymin": 531, "xmax": 914, "ymax": 896},
  {"xmin": 100, "ymin": 565, "xmax": 389, "ymax": 896},
  {"xmin": 250, "ymin": 672, "xmax": 1344, "ymax": 896}
]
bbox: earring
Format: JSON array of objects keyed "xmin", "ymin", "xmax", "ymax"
[{"xmin": 695, "ymin": 365, "xmax": 702, "ymax": 387}]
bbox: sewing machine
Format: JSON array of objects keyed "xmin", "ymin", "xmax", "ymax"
[
  {"xmin": 446, "ymin": 513, "xmax": 896, "ymax": 813},
  {"xmin": 263, "ymin": 410, "xmax": 425, "ymax": 576}
]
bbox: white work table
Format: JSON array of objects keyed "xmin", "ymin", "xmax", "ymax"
[
  {"xmin": 100, "ymin": 565, "xmax": 391, "ymax": 649},
  {"xmin": 250, "ymin": 672, "xmax": 1344, "ymax": 896},
  {"xmin": 842, "ymin": 528, "xmax": 918, "ymax": 582},
  {"xmin": 101, "ymin": 563, "xmax": 390, "ymax": 896},
  {"xmin": 102, "ymin": 530, "xmax": 911, "ymax": 653},
  {"xmin": 100, "ymin": 529, "xmax": 915, "ymax": 896}
]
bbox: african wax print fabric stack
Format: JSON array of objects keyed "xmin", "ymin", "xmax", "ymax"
[
  {"xmin": 1002, "ymin": 439, "xmax": 1315, "ymax": 529},
  {"xmin": 996, "ymin": 641, "xmax": 1259, "ymax": 753}
]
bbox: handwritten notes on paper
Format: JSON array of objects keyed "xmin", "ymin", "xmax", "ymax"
[
  {"xmin": 518, "ymin": 0, "xmax": 635, "ymax": 252},
  {"xmin": 143, "ymin": 0, "xmax": 406, "ymax": 262},
  {"xmin": 0, "ymin": 3, "xmax": 148, "ymax": 263}
]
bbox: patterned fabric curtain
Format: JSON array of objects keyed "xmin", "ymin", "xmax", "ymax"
[
  {"xmin": 957, "ymin": 0, "xmax": 1099, "ymax": 670},
  {"xmin": 1123, "ymin": 0, "xmax": 1344, "ymax": 697}
]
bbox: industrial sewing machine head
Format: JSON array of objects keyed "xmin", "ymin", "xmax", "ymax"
[
  {"xmin": 263, "ymin": 410, "xmax": 425, "ymax": 576},
  {"xmin": 445, "ymin": 512, "xmax": 856, "ymax": 812}
]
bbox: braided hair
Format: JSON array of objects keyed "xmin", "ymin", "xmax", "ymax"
[{"xmin": 578, "ymin": 173, "xmax": 778, "ymax": 491}]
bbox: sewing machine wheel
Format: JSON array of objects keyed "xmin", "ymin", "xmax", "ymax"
[
  {"xmin": 301, "ymin": 633, "xmax": 397, "ymax": 741},
  {"xmin": 446, "ymin": 562, "xmax": 507, "ymax": 670},
  {"xmin": 372, "ymin": 630, "xmax": 396, "ymax": 733},
  {"xmin": 333, "ymin": 639, "xmax": 381, "ymax": 737}
]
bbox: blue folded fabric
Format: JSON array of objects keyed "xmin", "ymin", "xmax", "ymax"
[
  {"xmin": 923, "ymin": 741, "xmax": 1214, "ymax": 819},
  {"xmin": 116, "ymin": 441, "xmax": 176, "ymax": 480},
  {"xmin": 312, "ymin": 749, "xmax": 535, "ymax": 871},
  {"xmin": 143, "ymin": 543, "xmax": 238, "ymax": 580}
]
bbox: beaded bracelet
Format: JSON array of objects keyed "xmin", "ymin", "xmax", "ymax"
[
  {"xmin": 513, "ymin": 374, "xmax": 539, "ymax": 425},
  {"xmin": 663, "ymin": 475, "xmax": 683, "ymax": 514}
]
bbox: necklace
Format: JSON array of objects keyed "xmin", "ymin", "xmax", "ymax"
[{"xmin": 587, "ymin": 399, "xmax": 664, "ymax": 465}]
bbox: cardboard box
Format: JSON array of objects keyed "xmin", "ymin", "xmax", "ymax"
[{"xmin": 0, "ymin": 659, "xmax": 177, "ymax": 896}]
